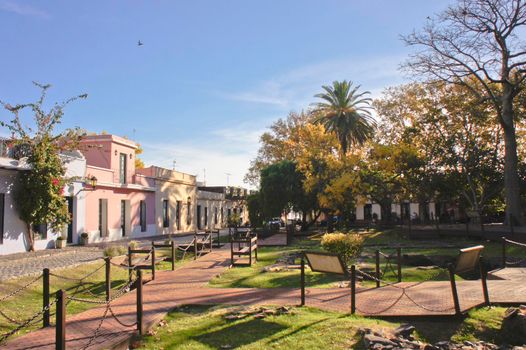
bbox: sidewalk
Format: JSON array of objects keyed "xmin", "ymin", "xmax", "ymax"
[{"xmin": 0, "ymin": 248, "xmax": 103, "ymax": 281}]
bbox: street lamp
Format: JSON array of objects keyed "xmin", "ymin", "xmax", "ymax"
[{"xmin": 86, "ymin": 176, "xmax": 97, "ymax": 190}]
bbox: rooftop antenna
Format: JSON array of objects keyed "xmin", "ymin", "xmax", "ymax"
[
  {"xmin": 203, "ymin": 168, "xmax": 206, "ymax": 186},
  {"xmin": 225, "ymin": 172, "xmax": 231, "ymax": 187},
  {"xmin": 172, "ymin": 160, "xmax": 176, "ymax": 170},
  {"xmin": 132, "ymin": 128, "xmax": 136, "ymax": 140}
]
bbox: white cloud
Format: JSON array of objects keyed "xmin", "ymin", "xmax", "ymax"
[
  {"xmin": 221, "ymin": 55, "xmax": 406, "ymax": 110},
  {"xmin": 140, "ymin": 121, "xmax": 270, "ymax": 189},
  {"xmin": 0, "ymin": 0, "xmax": 49, "ymax": 18},
  {"xmin": 140, "ymin": 55, "xmax": 407, "ymax": 188}
]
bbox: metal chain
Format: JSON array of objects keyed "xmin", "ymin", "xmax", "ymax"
[
  {"xmin": 504, "ymin": 238, "xmax": 526, "ymax": 248},
  {"xmin": 505, "ymin": 258, "xmax": 526, "ymax": 266},
  {"xmin": 50, "ymin": 262, "xmax": 105, "ymax": 283},
  {"xmin": 355, "ymin": 268, "xmax": 455, "ymax": 314},
  {"xmin": 0, "ymin": 309, "xmax": 24, "ymax": 325},
  {"xmin": 108, "ymin": 304, "xmax": 137, "ymax": 328},
  {"xmin": 0, "ymin": 274, "xmax": 42, "ymax": 303},
  {"xmin": 79, "ymin": 303, "xmax": 110, "ymax": 350},
  {"xmin": 0, "ymin": 298, "xmax": 57, "ymax": 345},
  {"xmin": 355, "ymin": 289, "xmax": 406, "ymax": 315}
]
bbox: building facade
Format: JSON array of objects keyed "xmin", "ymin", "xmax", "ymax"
[
  {"xmin": 136, "ymin": 166, "xmax": 197, "ymax": 234},
  {"xmin": 0, "ymin": 151, "xmax": 87, "ymax": 254},
  {"xmin": 198, "ymin": 186, "xmax": 249, "ymax": 226},
  {"xmin": 80, "ymin": 135, "xmax": 156, "ymax": 243},
  {"xmin": 197, "ymin": 188, "xmax": 225, "ymax": 231}
]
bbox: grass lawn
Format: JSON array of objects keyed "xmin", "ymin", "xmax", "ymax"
[
  {"xmin": 135, "ymin": 305, "xmax": 509, "ymax": 349},
  {"xmin": 0, "ymin": 249, "xmax": 194, "ymax": 340}
]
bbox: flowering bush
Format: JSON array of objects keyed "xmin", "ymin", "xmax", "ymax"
[{"xmin": 320, "ymin": 232, "xmax": 364, "ymax": 265}]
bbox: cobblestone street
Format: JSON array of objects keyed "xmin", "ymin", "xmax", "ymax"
[{"xmin": 0, "ymin": 248, "xmax": 104, "ymax": 281}]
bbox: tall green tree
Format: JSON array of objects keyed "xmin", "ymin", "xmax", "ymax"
[
  {"xmin": 0, "ymin": 82, "xmax": 86, "ymax": 251},
  {"xmin": 402, "ymin": 0, "xmax": 526, "ymax": 225},
  {"xmin": 312, "ymin": 80, "xmax": 375, "ymax": 158},
  {"xmin": 375, "ymin": 82, "xmax": 512, "ymax": 222}
]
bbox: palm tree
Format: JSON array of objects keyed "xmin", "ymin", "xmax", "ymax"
[{"xmin": 312, "ymin": 80, "xmax": 375, "ymax": 158}]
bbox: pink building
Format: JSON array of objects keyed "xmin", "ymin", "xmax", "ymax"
[{"xmin": 80, "ymin": 135, "xmax": 156, "ymax": 243}]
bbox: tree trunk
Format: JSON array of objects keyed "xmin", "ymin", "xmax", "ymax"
[
  {"xmin": 25, "ymin": 222, "xmax": 35, "ymax": 252},
  {"xmin": 501, "ymin": 94, "xmax": 524, "ymax": 226}
]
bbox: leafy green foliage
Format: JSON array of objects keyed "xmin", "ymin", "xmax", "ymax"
[
  {"xmin": 312, "ymin": 80, "xmax": 375, "ymax": 158},
  {"xmin": 320, "ymin": 233, "xmax": 364, "ymax": 265},
  {"xmin": 259, "ymin": 160, "xmax": 310, "ymax": 219}
]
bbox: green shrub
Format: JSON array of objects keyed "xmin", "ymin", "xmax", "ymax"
[
  {"xmin": 103, "ymin": 245, "xmax": 127, "ymax": 257},
  {"xmin": 320, "ymin": 232, "xmax": 364, "ymax": 265},
  {"xmin": 128, "ymin": 240, "xmax": 140, "ymax": 249}
]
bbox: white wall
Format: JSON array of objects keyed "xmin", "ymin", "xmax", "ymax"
[{"xmin": 1, "ymin": 152, "xmax": 87, "ymax": 255}]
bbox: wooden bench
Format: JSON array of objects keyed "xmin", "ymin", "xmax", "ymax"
[{"xmin": 230, "ymin": 230, "xmax": 258, "ymax": 266}]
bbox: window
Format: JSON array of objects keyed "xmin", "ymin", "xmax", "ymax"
[
  {"xmin": 99, "ymin": 199, "xmax": 108, "ymax": 237},
  {"xmin": 33, "ymin": 223, "xmax": 48, "ymax": 240},
  {"xmin": 176, "ymin": 201, "xmax": 181, "ymax": 230},
  {"xmin": 204, "ymin": 207, "xmax": 208, "ymax": 227},
  {"xmin": 214, "ymin": 207, "xmax": 218, "ymax": 225},
  {"xmin": 186, "ymin": 198, "xmax": 191, "ymax": 226},
  {"xmin": 140, "ymin": 200, "xmax": 147, "ymax": 232},
  {"xmin": 121, "ymin": 200, "xmax": 126, "ymax": 236},
  {"xmin": 162, "ymin": 200, "xmax": 169, "ymax": 228},
  {"xmin": 0, "ymin": 193, "xmax": 4, "ymax": 244},
  {"xmin": 119, "ymin": 153, "xmax": 127, "ymax": 184},
  {"xmin": 227, "ymin": 208, "xmax": 231, "ymax": 218},
  {"xmin": 221, "ymin": 207, "xmax": 224, "ymax": 223},
  {"xmin": 364, "ymin": 204, "xmax": 373, "ymax": 221}
]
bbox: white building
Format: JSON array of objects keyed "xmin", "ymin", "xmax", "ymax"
[
  {"xmin": 0, "ymin": 151, "xmax": 87, "ymax": 255},
  {"xmin": 355, "ymin": 199, "xmax": 436, "ymax": 222}
]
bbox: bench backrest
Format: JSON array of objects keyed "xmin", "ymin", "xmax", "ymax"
[{"xmin": 454, "ymin": 245, "xmax": 484, "ymax": 274}]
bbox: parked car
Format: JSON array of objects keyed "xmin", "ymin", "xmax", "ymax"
[{"xmin": 267, "ymin": 217, "xmax": 284, "ymax": 231}]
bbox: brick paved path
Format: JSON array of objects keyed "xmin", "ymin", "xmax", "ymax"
[
  {"xmin": 2, "ymin": 247, "xmax": 525, "ymax": 350},
  {"xmin": 0, "ymin": 249, "xmax": 103, "ymax": 281}
]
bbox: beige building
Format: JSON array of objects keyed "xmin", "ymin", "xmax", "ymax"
[
  {"xmin": 198, "ymin": 186, "xmax": 249, "ymax": 226},
  {"xmin": 197, "ymin": 188, "xmax": 225, "ymax": 231},
  {"xmin": 136, "ymin": 166, "xmax": 197, "ymax": 234}
]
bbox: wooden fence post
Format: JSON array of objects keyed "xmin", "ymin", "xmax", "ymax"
[
  {"xmin": 502, "ymin": 237, "xmax": 506, "ymax": 268},
  {"xmin": 105, "ymin": 257, "xmax": 111, "ymax": 302},
  {"xmin": 171, "ymin": 240, "xmax": 175, "ymax": 271},
  {"xmin": 479, "ymin": 258, "xmax": 490, "ymax": 306},
  {"xmin": 151, "ymin": 246, "xmax": 156, "ymax": 281},
  {"xmin": 397, "ymin": 248, "xmax": 402, "ymax": 283},
  {"xmin": 43, "ymin": 268, "xmax": 50, "ymax": 328},
  {"xmin": 448, "ymin": 264, "xmax": 461, "ymax": 315},
  {"xmin": 510, "ymin": 214, "xmax": 515, "ymax": 237},
  {"xmin": 128, "ymin": 246, "xmax": 133, "ymax": 282},
  {"xmin": 350, "ymin": 265, "xmax": 356, "ymax": 314},
  {"xmin": 136, "ymin": 270, "xmax": 143, "ymax": 335},
  {"xmin": 56, "ymin": 290, "xmax": 66, "ymax": 350},
  {"xmin": 375, "ymin": 250, "xmax": 380, "ymax": 288},
  {"xmin": 194, "ymin": 234, "xmax": 198, "ymax": 260},
  {"xmin": 300, "ymin": 257, "xmax": 305, "ymax": 306}
]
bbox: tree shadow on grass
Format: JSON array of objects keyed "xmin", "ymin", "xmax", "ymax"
[{"xmin": 193, "ymin": 318, "xmax": 287, "ymax": 349}]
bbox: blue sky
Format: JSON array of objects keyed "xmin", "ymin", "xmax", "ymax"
[{"xmin": 0, "ymin": 0, "xmax": 452, "ymax": 187}]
